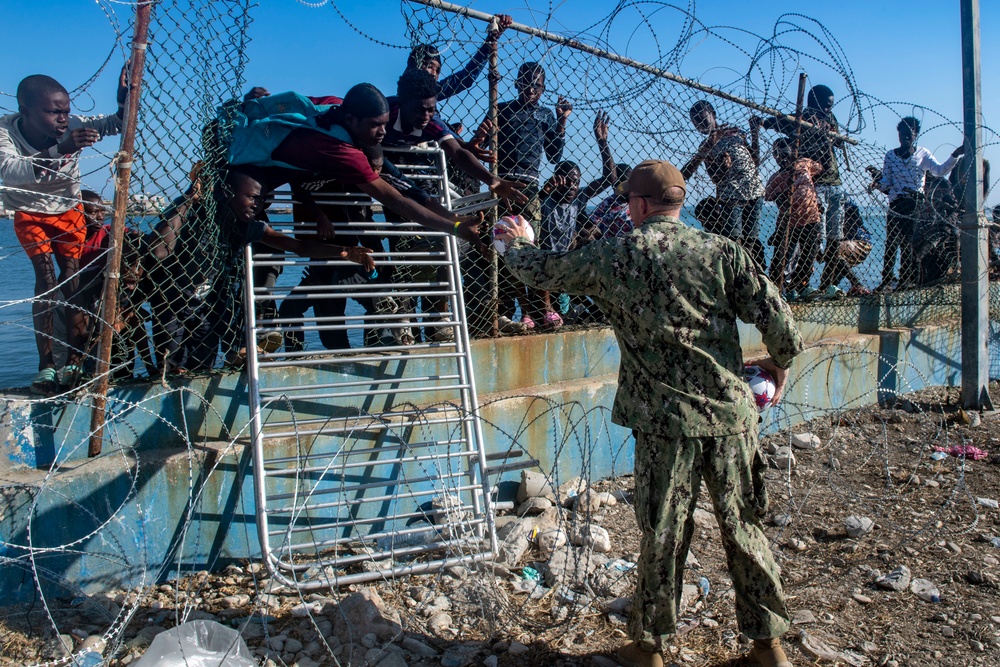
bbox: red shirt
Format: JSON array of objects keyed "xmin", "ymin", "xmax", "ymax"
[
  {"xmin": 272, "ymin": 126, "xmax": 378, "ymax": 185},
  {"xmin": 80, "ymin": 224, "xmax": 110, "ymax": 269}
]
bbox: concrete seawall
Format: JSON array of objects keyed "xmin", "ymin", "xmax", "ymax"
[{"xmin": 0, "ymin": 292, "xmax": 983, "ymax": 603}]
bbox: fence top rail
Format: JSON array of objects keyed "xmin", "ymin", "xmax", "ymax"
[{"xmin": 409, "ymin": 0, "xmax": 858, "ymax": 146}]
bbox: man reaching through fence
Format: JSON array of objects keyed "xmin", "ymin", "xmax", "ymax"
[
  {"xmin": 497, "ymin": 159, "xmax": 803, "ymax": 667},
  {"xmin": 0, "ymin": 67, "xmax": 127, "ymax": 394}
]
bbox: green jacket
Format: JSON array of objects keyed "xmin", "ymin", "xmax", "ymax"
[{"xmin": 506, "ymin": 214, "xmax": 803, "ymax": 438}]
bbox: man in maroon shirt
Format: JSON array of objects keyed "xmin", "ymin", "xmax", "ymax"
[{"xmin": 257, "ymin": 83, "xmax": 500, "ymax": 248}]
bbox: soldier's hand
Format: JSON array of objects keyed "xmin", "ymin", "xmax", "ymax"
[
  {"xmin": 495, "ymin": 214, "xmax": 532, "ymax": 244},
  {"xmin": 754, "ymin": 357, "xmax": 789, "ymax": 407}
]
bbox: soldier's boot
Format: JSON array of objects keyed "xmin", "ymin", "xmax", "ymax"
[
  {"xmin": 750, "ymin": 638, "xmax": 793, "ymax": 667},
  {"xmin": 613, "ymin": 641, "xmax": 664, "ymax": 667}
]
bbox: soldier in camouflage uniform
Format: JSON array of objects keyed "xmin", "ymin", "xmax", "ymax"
[{"xmin": 499, "ymin": 159, "xmax": 803, "ymax": 667}]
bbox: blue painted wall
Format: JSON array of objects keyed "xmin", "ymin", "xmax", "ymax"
[{"xmin": 0, "ymin": 314, "xmax": 972, "ymax": 604}]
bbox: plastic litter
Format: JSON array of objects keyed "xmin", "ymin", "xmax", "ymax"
[
  {"xmin": 606, "ymin": 559, "xmax": 636, "ymax": 572},
  {"xmin": 74, "ymin": 651, "xmax": 103, "ymax": 667},
  {"xmin": 521, "ymin": 566, "xmax": 541, "ymax": 581},
  {"xmin": 910, "ymin": 578, "xmax": 940, "ymax": 603},
  {"xmin": 930, "ymin": 451, "xmax": 949, "ymax": 461},
  {"xmin": 933, "ymin": 445, "xmax": 989, "ymax": 461},
  {"xmin": 131, "ymin": 620, "xmax": 255, "ymax": 667},
  {"xmin": 698, "ymin": 577, "xmax": 711, "ymax": 598}
]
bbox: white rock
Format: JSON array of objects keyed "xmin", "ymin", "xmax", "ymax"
[
  {"xmin": 430, "ymin": 494, "xmax": 469, "ymax": 526},
  {"xmin": 517, "ymin": 497, "xmax": 553, "ymax": 516},
  {"xmin": 427, "ymin": 612, "xmax": 453, "ymax": 635},
  {"xmin": 772, "ymin": 447, "xmax": 796, "ymax": 469},
  {"xmin": 845, "ymin": 515, "xmax": 874, "ymax": 539},
  {"xmin": 876, "ymin": 565, "xmax": 912, "ymax": 591},
  {"xmin": 558, "ymin": 476, "xmax": 590, "ymax": 505},
  {"xmin": 496, "ymin": 519, "xmax": 532, "ymax": 566},
  {"xmin": 571, "ymin": 525, "xmax": 612, "ymax": 553},
  {"xmin": 693, "ymin": 508, "xmax": 716, "ymax": 530},
  {"xmin": 537, "ymin": 528, "xmax": 568, "ymax": 557},
  {"xmin": 977, "ymin": 497, "xmax": 999, "ymax": 510},
  {"xmin": 597, "ymin": 492, "xmax": 618, "ymax": 507},
  {"xmin": 791, "ymin": 433, "xmax": 822, "ymax": 450},
  {"xmin": 80, "ymin": 635, "xmax": 106, "ymax": 654},
  {"xmin": 517, "ymin": 471, "xmax": 555, "ymax": 503},
  {"xmin": 573, "ymin": 490, "xmax": 603, "ymax": 515}
]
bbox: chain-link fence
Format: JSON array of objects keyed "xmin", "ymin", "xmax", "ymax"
[
  {"xmin": 400, "ymin": 0, "xmax": 1000, "ymax": 334},
  {"xmin": 4, "ymin": 0, "xmax": 997, "ymax": 393}
]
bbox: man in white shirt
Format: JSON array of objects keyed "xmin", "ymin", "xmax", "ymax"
[
  {"xmin": 866, "ymin": 116, "xmax": 963, "ymax": 291},
  {"xmin": 0, "ymin": 68, "xmax": 126, "ymax": 394}
]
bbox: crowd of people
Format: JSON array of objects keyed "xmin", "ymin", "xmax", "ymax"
[
  {"xmin": 3, "ymin": 16, "xmax": 998, "ymax": 667},
  {"xmin": 0, "ymin": 15, "xmax": 985, "ymax": 395}
]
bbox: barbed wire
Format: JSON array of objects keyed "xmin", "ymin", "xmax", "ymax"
[{"xmin": 3, "ymin": 2, "xmax": 1000, "ymax": 666}]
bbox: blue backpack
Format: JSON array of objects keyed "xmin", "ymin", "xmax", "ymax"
[{"xmin": 221, "ymin": 91, "xmax": 344, "ymax": 169}]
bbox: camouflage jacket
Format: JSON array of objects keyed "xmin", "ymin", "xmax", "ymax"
[{"xmin": 506, "ymin": 214, "xmax": 803, "ymax": 438}]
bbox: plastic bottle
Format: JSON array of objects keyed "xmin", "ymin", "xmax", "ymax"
[{"xmin": 910, "ymin": 578, "xmax": 940, "ymax": 603}]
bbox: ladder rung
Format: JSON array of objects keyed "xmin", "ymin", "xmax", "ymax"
[
  {"xmin": 273, "ymin": 523, "xmax": 486, "ymax": 557},
  {"xmin": 265, "ymin": 480, "xmax": 483, "ymax": 511},
  {"xmin": 261, "ymin": 406, "xmax": 466, "ymax": 431},
  {"xmin": 258, "ymin": 373, "xmax": 463, "ymax": 395},
  {"xmin": 269, "ymin": 509, "xmax": 482, "ymax": 540},
  {"xmin": 262, "ymin": 414, "xmax": 474, "ymax": 439},
  {"xmin": 259, "ymin": 382, "xmax": 470, "ymax": 403},
  {"xmin": 264, "ymin": 443, "xmax": 473, "ymax": 474}
]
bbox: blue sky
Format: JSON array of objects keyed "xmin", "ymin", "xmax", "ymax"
[{"xmin": 1, "ymin": 0, "xmax": 997, "ymax": 202}]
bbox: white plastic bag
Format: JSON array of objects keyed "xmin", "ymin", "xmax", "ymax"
[{"xmin": 131, "ymin": 620, "xmax": 255, "ymax": 667}]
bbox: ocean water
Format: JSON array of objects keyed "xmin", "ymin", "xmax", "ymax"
[{"xmin": 0, "ymin": 206, "xmax": 893, "ymax": 390}]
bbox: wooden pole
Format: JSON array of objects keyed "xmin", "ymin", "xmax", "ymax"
[
  {"xmin": 959, "ymin": 0, "xmax": 993, "ymax": 410},
  {"xmin": 88, "ymin": 1, "xmax": 154, "ymax": 456}
]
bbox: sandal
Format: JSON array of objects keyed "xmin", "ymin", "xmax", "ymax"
[
  {"xmin": 30, "ymin": 368, "xmax": 58, "ymax": 396},
  {"xmin": 541, "ymin": 311, "xmax": 564, "ymax": 329}
]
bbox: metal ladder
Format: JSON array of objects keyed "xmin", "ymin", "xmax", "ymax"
[{"xmin": 243, "ymin": 145, "xmax": 499, "ymax": 589}]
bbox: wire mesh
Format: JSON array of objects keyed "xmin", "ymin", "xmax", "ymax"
[{"xmin": 3, "ymin": 2, "xmax": 1000, "ymax": 667}]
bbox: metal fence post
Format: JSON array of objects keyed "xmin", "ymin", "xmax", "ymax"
[
  {"xmin": 959, "ymin": 0, "xmax": 993, "ymax": 411},
  {"xmin": 88, "ymin": 1, "xmax": 154, "ymax": 457}
]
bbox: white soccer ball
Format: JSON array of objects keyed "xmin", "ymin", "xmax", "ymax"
[
  {"xmin": 492, "ymin": 215, "xmax": 534, "ymax": 255},
  {"xmin": 743, "ymin": 364, "xmax": 776, "ymax": 412}
]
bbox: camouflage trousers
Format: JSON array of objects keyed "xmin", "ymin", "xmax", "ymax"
[{"xmin": 628, "ymin": 429, "xmax": 790, "ymax": 649}]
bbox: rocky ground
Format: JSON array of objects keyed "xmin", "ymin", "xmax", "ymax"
[{"xmin": 3, "ymin": 384, "xmax": 1000, "ymax": 667}]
